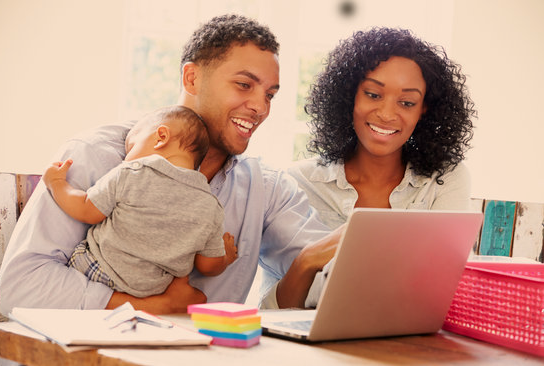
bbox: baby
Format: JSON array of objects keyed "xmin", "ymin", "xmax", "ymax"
[{"xmin": 43, "ymin": 105, "xmax": 237, "ymax": 297}]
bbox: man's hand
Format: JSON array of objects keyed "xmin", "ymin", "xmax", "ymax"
[{"xmin": 105, "ymin": 276, "xmax": 206, "ymax": 314}]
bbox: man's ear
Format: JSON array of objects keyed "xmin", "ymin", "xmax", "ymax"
[
  {"xmin": 154, "ymin": 125, "xmax": 171, "ymax": 149},
  {"xmin": 182, "ymin": 62, "xmax": 198, "ymax": 96}
]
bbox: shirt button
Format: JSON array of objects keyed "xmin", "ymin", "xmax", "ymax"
[{"xmin": 131, "ymin": 162, "xmax": 141, "ymax": 169}]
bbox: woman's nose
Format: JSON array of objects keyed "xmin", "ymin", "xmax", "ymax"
[{"xmin": 376, "ymin": 101, "xmax": 397, "ymax": 122}]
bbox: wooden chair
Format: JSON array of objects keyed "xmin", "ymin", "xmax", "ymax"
[
  {"xmin": 470, "ymin": 198, "xmax": 544, "ymax": 262},
  {"xmin": 0, "ymin": 173, "xmax": 41, "ymax": 267}
]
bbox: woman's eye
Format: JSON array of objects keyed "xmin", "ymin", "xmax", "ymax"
[
  {"xmin": 364, "ymin": 91, "xmax": 380, "ymax": 99},
  {"xmin": 400, "ymin": 101, "xmax": 416, "ymax": 107}
]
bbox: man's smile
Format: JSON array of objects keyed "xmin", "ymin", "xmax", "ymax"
[{"xmin": 232, "ymin": 117, "xmax": 257, "ymax": 135}]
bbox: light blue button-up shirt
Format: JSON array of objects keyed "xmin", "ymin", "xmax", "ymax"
[{"xmin": 0, "ymin": 123, "xmax": 330, "ymax": 315}]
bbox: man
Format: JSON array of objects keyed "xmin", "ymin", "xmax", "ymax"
[{"xmin": 0, "ymin": 14, "xmax": 339, "ymax": 315}]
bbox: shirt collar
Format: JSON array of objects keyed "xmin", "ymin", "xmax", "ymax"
[
  {"xmin": 307, "ymin": 159, "xmax": 352, "ymax": 190},
  {"xmin": 308, "ymin": 159, "xmax": 430, "ymax": 190},
  {"xmin": 397, "ymin": 163, "xmax": 430, "ymax": 189},
  {"xmin": 223, "ymin": 155, "xmax": 240, "ymax": 174}
]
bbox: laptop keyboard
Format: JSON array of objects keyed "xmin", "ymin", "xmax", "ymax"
[{"xmin": 272, "ymin": 320, "xmax": 313, "ymax": 331}]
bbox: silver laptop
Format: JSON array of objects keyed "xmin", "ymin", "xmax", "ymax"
[{"xmin": 261, "ymin": 208, "xmax": 483, "ymax": 342}]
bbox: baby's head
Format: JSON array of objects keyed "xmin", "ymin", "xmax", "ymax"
[{"xmin": 125, "ymin": 106, "xmax": 209, "ymax": 169}]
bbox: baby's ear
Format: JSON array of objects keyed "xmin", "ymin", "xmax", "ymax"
[{"xmin": 154, "ymin": 125, "xmax": 171, "ymax": 149}]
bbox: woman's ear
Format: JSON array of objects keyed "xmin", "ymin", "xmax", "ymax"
[
  {"xmin": 154, "ymin": 125, "xmax": 171, "ymax": 149},
  {"xmin": 182, "ymin": 62, "xmax": 198, "ymax": 96}
]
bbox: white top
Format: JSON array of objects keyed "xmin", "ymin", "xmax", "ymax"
[
  {"xmin": 287, "ymin": 157, "xmax": 472, "ymax": 230},
  {"xmin": 286, "ymin": 157, "xmax": 472, "ymax": 308}
]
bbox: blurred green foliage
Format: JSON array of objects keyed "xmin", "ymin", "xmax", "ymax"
[
  {"xmin": 126, "ymin": 36, "xmax": 180, "ymax": 112},
  {"xmin": 293, "ymin": 51, "xmax": 325, "ymax": 160},
  {"xmin": 296, "ymin": 51, "xmax": 325, "ymax": 122}
]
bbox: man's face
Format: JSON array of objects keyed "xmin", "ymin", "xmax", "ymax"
[{"xmin": 192, "ymin": 43, "xmax": 280, "ymax": 156}]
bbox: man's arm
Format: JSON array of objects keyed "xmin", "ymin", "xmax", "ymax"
[
  {"xmin": 106, "ymin": 277, "xmax": 206, "ymax": 314},
  {"xmin": 43, "ymin": 159, "xmax": 106, "ymax": 225},
  {"xmin": 0, "ymin": 123, "xmax": 208, "ymax": 316},
  {"xmin": 0, "ymin": 124, "xmax": 129, "ymax": 315}
]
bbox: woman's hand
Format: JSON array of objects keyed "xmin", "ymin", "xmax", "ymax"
[{"xmin": 276, "ymin": 224, "xmax": 346, "ymax": 308}]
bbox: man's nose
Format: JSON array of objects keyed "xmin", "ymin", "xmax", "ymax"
[{"xmin": 247, "ymin": 92, "xmax": 269, "ymax": 117}]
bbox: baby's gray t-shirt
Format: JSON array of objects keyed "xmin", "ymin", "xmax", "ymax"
[{"xmin": 85, "ymin": 154, "xmax": 225, "ymax": 297}]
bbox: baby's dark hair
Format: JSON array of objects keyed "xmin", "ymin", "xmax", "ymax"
[
  {"xmin": 165, "ymin": 106, "xmax": 209, "ymax": 169},
  {"xmin": 180, "ymin": 14, "xmax": 279, "ymax": 69},
  {"xmin": 306, "ymin": 27, "xmax": 476, "ymax": 183},
  {"xmin": 129, "ymin": 106, "xmax": 209, "ymax": 169}
]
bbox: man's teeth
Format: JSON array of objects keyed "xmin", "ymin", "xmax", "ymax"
[
  {"xmin": 232, "ymin": 118, "xmax": 255, "ymax": 133},
  {"xmin": 369, "ymin": 124, "xmax": 396, "ymax": 135}
]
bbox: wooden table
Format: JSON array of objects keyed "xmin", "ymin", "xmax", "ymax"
[{"xmin": 1, "ymin": 314, "xmax": 542, "ymax": 366}]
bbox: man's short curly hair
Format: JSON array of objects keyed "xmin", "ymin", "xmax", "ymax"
[
  {"xmin": 305, "ymin": 27, "xmax": 476, "ymax": 183},
  {"xmin": 180, "ymin": 14, "xmax": 279, "ymax": 68}
]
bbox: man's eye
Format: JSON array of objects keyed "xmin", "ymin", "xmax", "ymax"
[
  {"xmin": 266, "ymin": 93, "xmax": 275, "ymax": 101},
  {"xmin": 237, "ymin": 82, "xmax": 250, "ymax": 89}
]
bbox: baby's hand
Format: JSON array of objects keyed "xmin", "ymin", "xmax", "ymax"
[
  {"xmin": 222, "ymin": 232, "xmax": 238, "ymax": 265},
  {"xmin": 42, "ymin": 159, "xmax": 73, "ymax": 190}
]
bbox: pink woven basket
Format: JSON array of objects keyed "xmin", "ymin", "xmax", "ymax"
[{"xmin": 443, "ymin": 262, "xmax": 544, "ymax": 356}]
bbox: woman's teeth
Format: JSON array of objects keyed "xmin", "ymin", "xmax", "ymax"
[{"xmin": 369, "ymin": 124, "xmax": 396, "ymax": 135}]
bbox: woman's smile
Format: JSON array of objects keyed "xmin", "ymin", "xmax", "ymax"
[{"xmin": 367, "ymin": 123, "xmax": 399, "ymax": 136}]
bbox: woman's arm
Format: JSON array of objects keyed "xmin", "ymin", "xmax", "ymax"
[
  {"xmin": 275, "ymin": 225, "xmax": 344, "ymax": 308},
  {"xmin": 431, "ymin": 163, "xmax": 471, "ymax": 211}
]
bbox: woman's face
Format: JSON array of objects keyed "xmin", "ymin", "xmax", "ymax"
[{"xmin": 352, "ymin": 56, "xmax": 426, "ymax": 161}]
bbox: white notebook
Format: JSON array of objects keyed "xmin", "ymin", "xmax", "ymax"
[{"xmin": 9, "ymin": 304, "xmax": 211, "ymax": 347}]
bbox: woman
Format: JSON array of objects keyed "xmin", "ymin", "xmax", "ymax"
[{"xmin": 289, "ymin": 27, "xmax": 476, "ymax": 231}]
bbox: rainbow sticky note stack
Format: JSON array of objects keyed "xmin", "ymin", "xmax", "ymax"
[{"xmin": 187, "ymin": 302, "xmax": 261, "ymax": 348}]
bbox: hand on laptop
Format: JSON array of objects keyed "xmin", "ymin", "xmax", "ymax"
[
  {"xmin": 302, "ymin": 223, "xmax": 345, "ymax": 272},
  {"xmin": 276, "ymin": 224, "xmax": 346, "ymax": 309}
]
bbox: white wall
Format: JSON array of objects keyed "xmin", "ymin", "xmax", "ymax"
[
  {"xmin": 452, "ymin": 0, "xmax": 544, "ymax": 203},
  {"xmin": 0, "ymin": 0, "xmax": 125, "ymax": 174},
  {"xmin": 1, "ymin": 0, "xmax": 543, "ymax": 203}
]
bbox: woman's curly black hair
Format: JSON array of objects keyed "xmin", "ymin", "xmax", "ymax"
[{"xmin": 305, "ymin": 27, "xmax": 476, "ymax": 183}]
